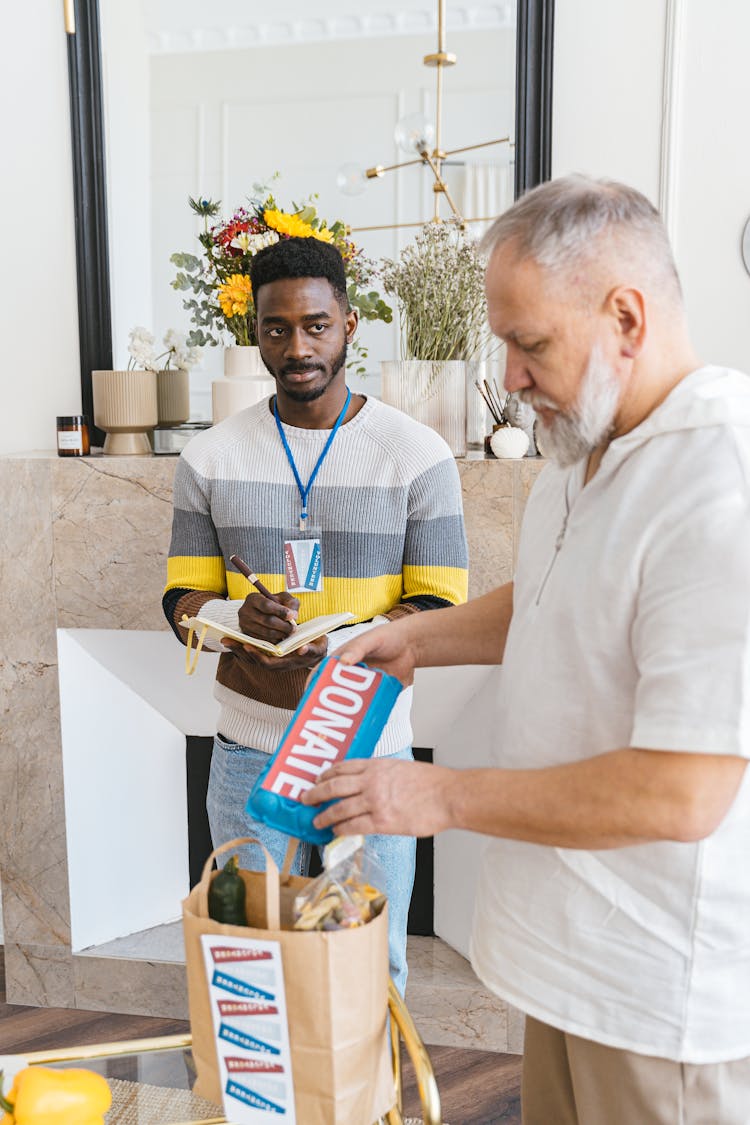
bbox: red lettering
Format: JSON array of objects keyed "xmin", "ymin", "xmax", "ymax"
[{"xmin": 261, "ymin": 658, "xmax": 383, "ymax": 798}]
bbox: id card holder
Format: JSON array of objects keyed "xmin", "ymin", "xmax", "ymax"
[{"xmin": 283, "ymin": 525, "xmax": 323, "ymax": 593}]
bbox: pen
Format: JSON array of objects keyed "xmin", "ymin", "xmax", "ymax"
[{"xmin": 229, "ymin": 554, "xmax": 296, "ymax": 627}]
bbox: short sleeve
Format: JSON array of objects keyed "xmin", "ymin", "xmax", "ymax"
[{"xmin": 630, "ymin": 486, "xmax": 750, "ymax": 757}]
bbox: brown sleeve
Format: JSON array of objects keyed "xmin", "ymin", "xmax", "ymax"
[
  {"xmin": 172, "ymin": 589, "xmax": 226, "ymax": 646},
  {"xmin": 381, "ymin": 603, "xmax": 422, "ymax": 623}
]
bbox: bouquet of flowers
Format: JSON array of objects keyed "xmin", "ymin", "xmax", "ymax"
[
  {"xmin": 171, "ymin": 182, "xmax": 391, "ymax": 369},
  {"xmin": 380, "ymin": 220, "xmax": 495, "ymax": 362}
]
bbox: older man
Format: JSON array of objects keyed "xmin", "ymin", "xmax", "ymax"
[{"xmin": 305, "ymin": 177, "xmax": 750, "ymax": 1123}]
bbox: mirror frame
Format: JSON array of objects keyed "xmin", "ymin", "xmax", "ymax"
[{"xmin": 66, "ymin": 0, "xmax": 555, "ymax": 436}]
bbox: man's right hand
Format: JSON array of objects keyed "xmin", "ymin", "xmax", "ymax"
[
  {"xmin": 333, "ymin": 620, "xmax": 418, "ymax": 687},
  {"xmin": 238, "ymin": 591, "xmax": 299, "ymax": 643}
]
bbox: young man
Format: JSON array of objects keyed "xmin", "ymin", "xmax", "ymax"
[
  {"xmin": 163, "ymin": 237, "xmax": 468, "ymax": 993},
  {"xmin": 305, "ymin": 177, "xmax": 750, "ymax": 1122}
]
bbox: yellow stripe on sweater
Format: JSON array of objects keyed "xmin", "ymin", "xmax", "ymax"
[
  {"xmin": 402, "ymin": 564, "xmax": 467, "ymax": 605},
  {"xmin": 166, "ymin": 560, "xmax": 466, "ymax": 623},
  {"xmin": 166, "ymin": 556, "xmax": 227, "ymax": 595}
]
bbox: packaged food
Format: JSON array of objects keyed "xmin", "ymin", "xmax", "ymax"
[
  {"xmin": 246, "ymin": 655, "xmax": 402, "ymax": 845},
  {"xmin": 293, "ymin": 836, "xmax": 386, "ymax": 931}
]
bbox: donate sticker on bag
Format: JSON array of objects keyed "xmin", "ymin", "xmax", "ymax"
[
  {"xmin": 247, "ymin": 655, "xmax": 402, "ymax": 845},
  {"xmin": 201, "ymin": 935, "xmax": 296, "ymax": 1124}
]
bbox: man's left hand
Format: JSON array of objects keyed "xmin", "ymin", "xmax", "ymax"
[
  {"xmin": 223, "ymin": 635, "xmax": 328, "ymax": 671},
  {"xmin": 301, "ymin": 758, "xmax": 456, "ymax": 838}
]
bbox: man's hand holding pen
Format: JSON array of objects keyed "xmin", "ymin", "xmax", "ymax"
[
  {"xmin": 230, "ymin": 552, "xmax": 299, "ymax": 639},
  {"xmin": 226, "ymin": 552, "xmax": 327, "ymax": 670},
  {"xmin": 234, "ymin": 590, "xmax": 326, "ymax": 669},
  {"xmin": 238, "ymin": 589, "xmax": 299, "ymax": 643}
]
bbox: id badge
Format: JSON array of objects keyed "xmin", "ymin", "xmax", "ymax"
[{"xmin": 283, "ymin": 525, "xmax": 323, "ymax": 593}]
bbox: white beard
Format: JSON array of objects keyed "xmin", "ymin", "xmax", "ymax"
[{"xmin": 522, "ymin": 342, "xmax": 621, "ymax": 467}]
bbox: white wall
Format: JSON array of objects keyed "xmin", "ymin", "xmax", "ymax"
[
  {"xmin": 0, "ymin": 0, "xmax": 81, "ymax": 455},
  {"xmin": 672, "ymin": 4, "xmax": 750, "ymax": 372},
  {"xmin": 552, "ymin": 0, "xmax": 667, "ymax": 200},
  {"xmin": 3, "ymin": 4, "xmax": 749, "ymax": 449},
  {"xmin": 553, "ymin": 0, "xmax": 750, "ymax": 375}
]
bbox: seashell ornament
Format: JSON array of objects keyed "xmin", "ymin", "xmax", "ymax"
[{"xmin": 489, "ymin": 424, "xmax": 530, "ymax": 459}]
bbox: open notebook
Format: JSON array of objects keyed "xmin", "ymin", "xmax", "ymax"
[{"xmin": 180, "ymin": 606, "xmax": 355, "ymax": 675}]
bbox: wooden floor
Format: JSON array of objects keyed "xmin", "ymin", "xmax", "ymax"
[{"xmin": 0, "ymin": 950, "xmax": 521, "ymax": 1124}]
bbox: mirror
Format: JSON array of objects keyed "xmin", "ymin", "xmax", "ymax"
[{"xmin": 66, "ymin": 0, "xmax": 554, "ymax": 432}]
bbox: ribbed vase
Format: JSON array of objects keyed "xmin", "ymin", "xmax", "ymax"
[
  {"xmin": 156, "ymin": 367, "xmax": 190, "ymax": 427},
  {"xmin": 92, "ymin": 369, "xmax": 158, "ymax": 455},
  {"xmin": 466, "ymin": 359, "xmax": 490, "ymax": 451},
  {"xmin": 380, "ymin": 359, "xmax": 466, "ymax": 457}
]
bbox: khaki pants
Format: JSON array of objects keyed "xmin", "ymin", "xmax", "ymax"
[{"xmin": 522, "ymin": 1016, "xmax": 750, "ymax": 1125}]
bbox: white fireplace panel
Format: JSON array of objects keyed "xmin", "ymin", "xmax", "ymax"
[{"xmin": 57, "ymin": 629, "xmax": 219, "ymax": 952}]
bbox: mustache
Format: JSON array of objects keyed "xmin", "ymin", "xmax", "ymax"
[
  {"xmin": 279, "ymin": 362, "xmax": 324, "ymax": 376},
  {"xmin": 519, "ymin": 389, "xmax": 559, "ymax": 413}
]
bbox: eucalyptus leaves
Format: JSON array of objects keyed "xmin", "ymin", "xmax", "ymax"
[{"xmin": 380, "ymin": 221, "xmax": 495, "ymax": 362}]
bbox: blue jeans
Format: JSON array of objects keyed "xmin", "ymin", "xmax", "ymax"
[{"xmin": 206, "ymin": 736, "xmax": 416, "ymax": 996}]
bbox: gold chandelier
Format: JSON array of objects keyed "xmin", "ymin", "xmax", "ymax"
[{"xmin": 337, "ymin": 0, "xmax": 512, "ymax": 231}]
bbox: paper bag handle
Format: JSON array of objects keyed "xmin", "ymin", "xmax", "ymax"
[
  {"xmin": 281, "ymin": 837, "xmax": 302, "ymax": 877},
  {"xmin": 197, "ymin": 836, "xmax": 281, "ymax": 930}
]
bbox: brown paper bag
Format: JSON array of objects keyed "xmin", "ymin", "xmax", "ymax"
[{"xmin": 182, "ymin": 837, "xmax": 395, "ymax": 1124}]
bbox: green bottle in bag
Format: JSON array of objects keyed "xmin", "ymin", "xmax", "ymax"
[{"xmin": 208, "ymin": 854, "xmax": 247, "ymax": 925}]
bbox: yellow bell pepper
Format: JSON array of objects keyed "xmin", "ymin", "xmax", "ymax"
[{"xmin": 0, "ymin": 1066, "xmax": 112, "ymax": 1124}]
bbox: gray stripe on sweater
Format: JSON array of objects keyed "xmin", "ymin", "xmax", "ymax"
[{"xmin": 169, "ymin": 516, "xmax": 467, "ymax": 574}]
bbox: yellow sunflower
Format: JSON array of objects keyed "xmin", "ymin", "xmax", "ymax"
[
  {"xmin": 217, "ymin": 273, "xmax": 253, "ymax": 318},
  {"xmin": 263, "ymin": 209, "xmax": 334, "ymax": 243}
]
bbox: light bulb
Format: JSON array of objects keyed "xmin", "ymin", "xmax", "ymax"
[
  {"xmin": 394, "ymin": 112, "xmax": 435, "ymax": 155},
  {"xmin": 335, "ymin": 162, "xmax": 367, "ymax": 196}
]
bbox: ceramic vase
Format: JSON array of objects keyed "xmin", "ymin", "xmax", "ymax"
[
  {"xmin": 92, "ymin": 368, "xmax": 158, "ymax": 455},
  {"xmin": 156, "ymin": 367, "xmax": 190, "ymax": 427},
  {"xmin": 380, "ymin": 359, "xmax": 466, "ymax": 457},
  {"xmin": 212, "ymin": 346, "xmax": 275, "ymax": 423},
  {"xmin": 466, "ymin": 359, "xmax": 490, "ymax": 451}
]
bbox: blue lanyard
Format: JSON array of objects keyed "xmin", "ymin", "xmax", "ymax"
[{"xmin": 274, "ymin": 388, "xmax": 351, "ymax": 530}]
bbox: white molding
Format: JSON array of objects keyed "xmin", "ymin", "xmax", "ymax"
[
  {"xmin": 145, "ymin": 4, "xmax": 516, "ymax": 55},
  {"xmin": 658, "ymin": 0, "xmax": 686, "ymax": 245}
]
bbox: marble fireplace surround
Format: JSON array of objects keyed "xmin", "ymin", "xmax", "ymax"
[{"xmin": 0, "ymin": 451, "xmax": 543, "ymax": 1037}]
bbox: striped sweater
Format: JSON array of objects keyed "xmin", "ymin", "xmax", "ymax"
[{"xmin": 163, "ymin": 395, "xmax": 468, "ymax": 755}]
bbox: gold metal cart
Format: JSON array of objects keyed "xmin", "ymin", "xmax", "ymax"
[{"xmin": 23, "ymin": 979, "xmax": 441, "ymax": 1125}]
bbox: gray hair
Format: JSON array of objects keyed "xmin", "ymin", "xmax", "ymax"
[{"xmin": 480, "ymin": 174, "xmax": 682, "ymax": 302}]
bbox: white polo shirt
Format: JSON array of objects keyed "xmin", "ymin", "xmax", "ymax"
[{"xmin": 470, "ymin": 366, "xmax": 750, "ymax": 1062}]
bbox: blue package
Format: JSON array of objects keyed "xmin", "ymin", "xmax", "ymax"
[{"xmin": 246, "ymin": 654, "xmax": 402, "ymax": 845}]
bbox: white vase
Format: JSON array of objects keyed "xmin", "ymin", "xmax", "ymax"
[
  {"xmin": 466, "ymin": 359, "xmax": 490, "ymax": 451},
  {"xmin": 92, "ymin": 368, "xmax": 158, "ymax": 455},
  {"xmin": 380, "ymin": 359, "xmax": 466, "ymax": 457},
  {"xmin": 212, "ymin": 346, "xmax": 276, "ymax": 424},
  {"xmin": 156, "ymin": 367, "xmax": 190, "ymax": 427}
]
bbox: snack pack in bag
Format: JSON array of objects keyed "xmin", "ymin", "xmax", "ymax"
[
  {"xmin": 247, "ymin": 655, "xmax": 402, "ymax": 845},
  {"xmin": 293, "ymin": 835, "xmax": 387, "ymax": 931}
]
